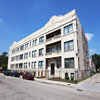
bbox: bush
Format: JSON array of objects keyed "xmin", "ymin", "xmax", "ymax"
[
  {"xmin": 71, "ymin": 76, "xmax": 74, "ymax": 81},
  {"xmin": 65, "ymin": 76, "xmax": 69, "ymax": 80}
]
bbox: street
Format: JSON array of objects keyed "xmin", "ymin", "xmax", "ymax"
[{"xmin": 0, "ymin": 74, "xmax": 100, "ymax": 100}]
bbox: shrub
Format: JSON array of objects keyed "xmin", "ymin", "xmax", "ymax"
[
  {"xmin": 65, "ymin": 76, "xmax": 69, "ymax": 80},
  {"xmin": 71, "ymin": 76, "xmax": 74, "ymax": 81}
]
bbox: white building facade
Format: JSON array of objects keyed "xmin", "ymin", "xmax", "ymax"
[{"xmin": 8, "ymin": 10, "xmax": 90, "ymax": 80}]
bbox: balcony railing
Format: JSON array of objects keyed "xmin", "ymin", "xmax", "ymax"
[
  {"xmin": 46, "ymin": 34, "xmax": 61, "ymax": 42},
  {"xmin": 46, "ymin": 50, "xmax": 61, "ymax": 55}
]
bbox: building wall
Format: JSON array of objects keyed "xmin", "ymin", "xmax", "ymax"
[{"xmin": 8, "ymin": 9, "xmax": 90, "ymax": 80}]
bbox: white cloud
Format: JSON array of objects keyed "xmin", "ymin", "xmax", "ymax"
[
  {"xmin": 89, "ymin": 49, "xmax": 96, "ymax": 56},
  {"xmin": 85, "ymin": 33, "xmax": 94, "ymax": 41},
  {"xmin": 0, "ymin": 18, "xmax": 4, "ymax": 23}
]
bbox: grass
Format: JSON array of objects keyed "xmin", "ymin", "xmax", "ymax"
[{"xmin": 48, "ymin": 74, "xmax": 95, "ymax": 84}]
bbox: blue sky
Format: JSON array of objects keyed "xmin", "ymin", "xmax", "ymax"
[{"xmin": 0, "ymin": 0, "xmax": 100, "ymax": 55}]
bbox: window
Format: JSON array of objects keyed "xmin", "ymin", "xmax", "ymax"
[
  {"xmin": 57, "ymin": 60, "xmax": 61, "ymax": 68},
  {"xmin": 51, "ymin": 47, "xmax": 55, "ymax": 52},
  {"xmin": 65, "ymin": 58, "xmax": 74, "ymax": 68},
  {"xmin": 24, "ymin": 62, "xmax": 27, "ymax": 69},
  {"xmin": 20, "ymin": 45, "xmax": 24, "ymax": 51},
  {"xmin": 64, "ymin": 24, "xmax": 73, "ymax": 34},
  {"xmin": 16, "ymin": 64, "xmax": 18, "ymax": 69},
  {"xmin": 19, "ymin": 63, "xmax": 23, "ymax": 69},
  {"xmin": 39, "ymin": 36, "xmax": 44, "ymax": 43},
  {"xmin": 30, "ymin": 42, "xmax": 31, "ymax": 46},
  {"xmin": 16, "ymin": 48, "xmax": 19, "ymax": 52},
  {"xmin": 25, "ymin": 43, "xmax": 29, "ymax": 49},
  {"xmin": 31, "ymin": 61, "xmax": 36, "ymax": 69},
  {"xmin": 12, "ymin": 49, "xmax": 15, "ymax": 54},
  {"xmin": 64, "ymin": 40, "xmax": 74, "ymax": 51},
  {"xmin": 29, "ymin": 52, "xmax": 31, "ymax": 57},
  {"xmin": 33, "ymin": 39, "xmax": 37, "ymax": 46},
  {"xmin": 32, "ymin": 50, "xmax": 37, "ymax": 57},
  {"xmin": 39, "ymin": 48, "xmax": 44, "ymax": 56},
  {"xmin": 56, "ymin": 45, "xmax": 61, "ymax": 51},
  {"xmin": 16, "ymin": 55, "xmax": 19, "ymax": 61},
  {"xmin": 11, "ymin": 64, "xmax": 14, "ymax": 69},
  {"xmin": 20, "ymin": 54, "xmax": 23, "ymax": 60},
  {"xmin": 24, "ymin": 53, "xmax": 28, "ymax": 59},
  {"xmin": 38, "ymin": 61, "xmax": 43, "ymax": 69},
  {"xmin": 11, "ymin": 57, "xmax": 15, "ymax": 61}
]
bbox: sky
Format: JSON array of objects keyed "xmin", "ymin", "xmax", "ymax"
[{"xmin": 0, "ymin": 0, "xmax": 100, "ymax": 56}]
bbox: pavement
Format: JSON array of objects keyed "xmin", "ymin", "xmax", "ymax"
[
  {"xmin": 0, "ymin": 73, "xmax": 100, "ymax": 100},
  {"xmin": 74, "ymin": 73, "xmax": 100, "ymax": 92},
  {"xmin": 35, "ymin": 78, "xmax": 74, "ymax": 87}
]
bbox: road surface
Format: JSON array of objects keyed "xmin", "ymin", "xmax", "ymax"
[{"xmin": 0, "ymin": 74, "xmax": 100, "ymax": 100}]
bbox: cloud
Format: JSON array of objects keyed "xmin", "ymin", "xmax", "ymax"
[
  {"xmin": 89, "ymin": 49, "xmax": 96, "ymax": 56},
  {"xmin": 0, "ymin": 18, "xmax": 4, "ymax": 23},
  {"xmin": 85, "ymin": 33, "xmax": 94, "ymax": 41}
]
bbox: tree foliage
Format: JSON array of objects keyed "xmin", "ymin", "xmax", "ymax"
[
  {"xmin": 92, "ymin": 54, "xmax": 100, "ymax": 72},
  {"xmin": 0, "ymin": 52, "xmax": 8, "ymax": 71}
]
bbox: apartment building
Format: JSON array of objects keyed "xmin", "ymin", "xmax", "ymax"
[{"xmin": 8, "ymin": 9, "xmax": 90, "ymax": 80}]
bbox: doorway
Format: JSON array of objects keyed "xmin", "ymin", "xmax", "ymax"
[{"xmin": 51, "ymin": 63, "xmax": 55, "ymax": 75}]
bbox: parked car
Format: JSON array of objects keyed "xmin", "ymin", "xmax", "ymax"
[
  {"xmin": 10, "ymin": 71, "xmax": 20, "ymax": 77},
  {"xmin": 4, "ymin": 70, "xmax": 11, "ymax": 76},
  {"xmin": 23, "ymin": 72, "xmax": 34, "ymax": 80}
]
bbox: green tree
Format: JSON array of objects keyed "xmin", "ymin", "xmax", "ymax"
[
  {"xmin": 92, "ymin": 54, "xmax": 100, "ymax": 72},
  {"xmin": 0, "ymin": 52, "xmax": 8, "ymax": 71}
]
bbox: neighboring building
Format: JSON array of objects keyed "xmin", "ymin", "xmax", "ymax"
[{"xmin": 8, "ymin": 9, "xmax": 90, "ymax": 80}]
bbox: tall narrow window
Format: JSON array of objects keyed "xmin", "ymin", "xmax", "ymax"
[
  {"xmin": 39, "ymin": 36, "xmax": 44, "ymax": 43},
  {"xmin": 38, "ymin": 61, "xmax": 43, "ymax": 69},
  {"xmin": 39, "ymin": 48, "xmax": 44, "ymax": 56}
]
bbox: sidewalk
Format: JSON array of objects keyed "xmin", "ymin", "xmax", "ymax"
[{"xmin": 35, "ymin": 78, "xmax": 74, "ymax": 87}]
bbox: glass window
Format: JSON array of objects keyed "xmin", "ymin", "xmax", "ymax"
[
  {"xmin": 69, "ymin": 24, "xmax": 73, "ymax": 33},
  {"xmin": 39, "ymin": 36, "xmax": 44, "ymax": 43},
  {"xmin": 64, "ymin": 42, "xmax": 68, "ymax": 51},
  {"xmin": 32, "ymin": 50, "xmax": 37, "ymax": 57},
  {"xmin": 65, "ymin": 58, "xmax": 74, "ymax": 68},
  {"xmin": 69, "ymin": 41, "xmax": 74, "ymax": 50},
  {"xmin": 20, "ymin": 54, "xmax": 23, "ymax": 60},
  {"xmin": 57, "ymin": 60, "xmax": 61, "ymax": 68},
  {"xmin": 56, "ymin": 45, "xmax": 61, "ymax": 50},
  {"xmin": 38, "ymin": 61, "xmax": 43, "ymax": 69},
  {"xmin": 64, "ymin": 40, "xmax": 74, "ymax": 51},
  {"xmin": 19, "ymin": 63, "xmax": 23, "ymax": 69},
  {"xmin": 64, "ymin": 24, "xmax": 73, "ymax": 34},
  {"xmin": 51, "ymin": 47, "xmax": 55, "ymax": 52},
  {"xmin": 20, "ymin": 45, "xmax": 24, "ymax": 51},
  {"xmin": 39, "ymin": 48, "xmax": 44, "ymax": 56}
]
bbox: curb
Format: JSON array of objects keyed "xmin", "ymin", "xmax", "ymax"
[{"xmin": 35, "ymin": 78, "xmax": 74, "ymax": 87}]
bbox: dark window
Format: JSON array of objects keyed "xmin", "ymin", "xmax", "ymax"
[
  {"xmin": 65, "ymin": 58, "xmax": 74, "ymax": 68},
  {"xmin": 39, "ymin": 48, "xmax": 44, "ymax": 56},
  {"xmin": 57, "ymin": 60, "xmax": 61, "ymax": 68},
  {"xmin": 20, "ymin": 54, "xmax": 23, "ymax": 60}
]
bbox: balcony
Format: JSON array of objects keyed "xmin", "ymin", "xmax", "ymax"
[
  {"xmin": 46, "ymin": 41, "xmax": 61, "ymax": 57},
  {"xmin": 46, "ymin": 50, "xmax": 61, "ymax": 55},
  {"xmin": 46, "ymin": 29, "xmax": 61, "ymax": 42}
]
